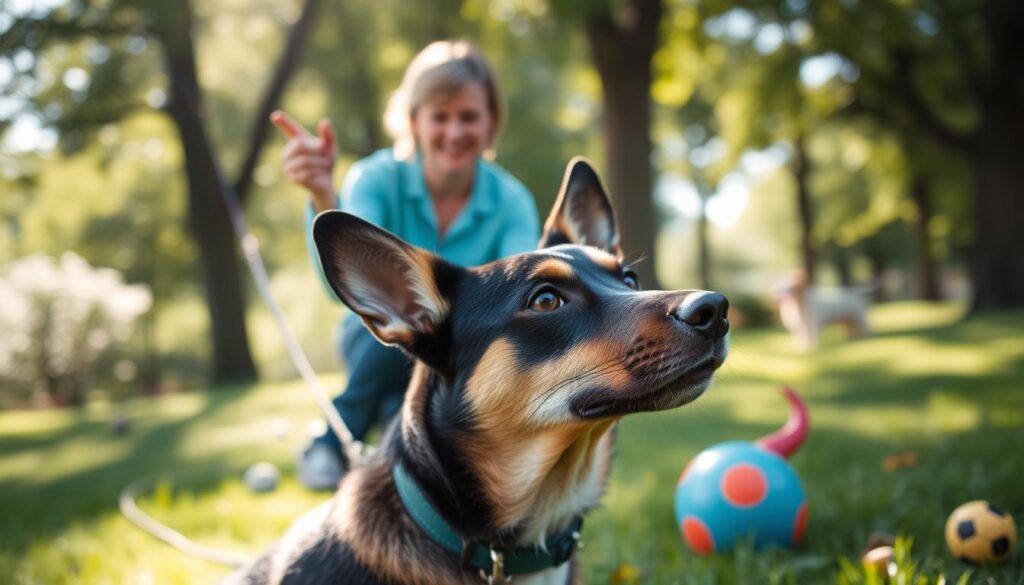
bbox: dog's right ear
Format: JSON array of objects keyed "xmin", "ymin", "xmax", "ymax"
[
  {"xmin": 313, "ymin": 212, "xmax": 451, "ymax": 348},
  {"xmin": 538, "ymin": 157, "xmax": 620, "ymax": 255}
]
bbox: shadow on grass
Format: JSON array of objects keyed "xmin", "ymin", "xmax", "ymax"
[
  {"xmin": 3, "ymin": 304, "xmax": 1022, "ymax": 583},
  {"xmin": 723, "ymin": 308, "xmax": 1024, "ymax": 416},
  {"xmin": 0, "ymin": 382, "xmax": 258, "ymax": 557}
]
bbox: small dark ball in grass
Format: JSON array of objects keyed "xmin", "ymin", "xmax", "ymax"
[
  {"xmin": 244, "ymin": 462, "xmax": 280, "ymax": 493},
  {"xmin": 108, "ymin": 414, "xmax": 132, "ymax": 435}
]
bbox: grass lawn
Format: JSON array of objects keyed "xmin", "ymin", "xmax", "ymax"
[{"xmin": 1, "ymin": 301, "xmax": 1022, "ymax": 584}]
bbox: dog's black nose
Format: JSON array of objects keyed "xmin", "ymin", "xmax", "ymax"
[{"xmin": 671, "ymin": 292, "xmax": 729, "ymax": 339}]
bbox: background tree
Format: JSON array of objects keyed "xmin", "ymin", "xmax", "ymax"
[
  {"xmin": 805, "ymin": 0, "xmax": 1024, "ymax": 311},
  {"xmin": 556, "ymin": 0, "xmax": 664, "ymax": 287},
  {"xmin": 1, "ymin": 0, "xmax": 324, "ymax": 382},
  {"xmin": 698, "ymin": 3, "xmax": 849, "ymax": 285},
  {"xmin": 3, "ymin": 0, "xmax": 1015, "ymax": 402}
]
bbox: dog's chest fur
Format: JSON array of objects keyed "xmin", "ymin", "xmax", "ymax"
[{"xmin": 231, "ymin": 441, "xmax": 595, "ymax": 585}]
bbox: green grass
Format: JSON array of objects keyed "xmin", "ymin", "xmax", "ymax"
[{"xmin": 2, "ymin": 302, "xmax": 1023, "ymax": 583}]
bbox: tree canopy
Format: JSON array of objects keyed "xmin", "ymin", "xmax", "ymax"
[{"xmin": 1, "ymin": 0, "xmax": 1018, "ymax": 396}]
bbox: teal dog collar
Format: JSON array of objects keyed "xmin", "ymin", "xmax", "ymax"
[{"xmin": 392, "ymin": 462, "xmax": 582, "ymax": 580}]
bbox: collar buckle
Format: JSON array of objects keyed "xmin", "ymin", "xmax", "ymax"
[
  {"xmin": 469, "ymin": 543, "xmax": 511, "ymax": 583},
  {"xmin": 487, "ymin": 548, "xmax": 507, "ymax": 584}
]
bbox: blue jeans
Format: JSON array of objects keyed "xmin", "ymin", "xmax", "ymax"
[{"xmin": 313, "ymin": 315, "xmax": 413, "ymax": 452}]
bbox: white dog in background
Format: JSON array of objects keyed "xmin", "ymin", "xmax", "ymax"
[{"xmin": 774, "ymin": 271, "xmax": 872, "ymax": 349}]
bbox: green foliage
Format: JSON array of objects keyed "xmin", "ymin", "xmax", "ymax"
[
  {"xmin": 836, "ymin": 537, "xmax": 975, "ymax": 585},
  {"xmin": 0, "ymin": 253, "xmax": 152, "ymax": 407},
  {"xmin": 1, "ymin": 0, "xmax": 1011, "ymax": 391},
  {"xmin": 648, "ymin": 0, "xmax": 986, "ymax": 285},
  {"xmin": 2, "ymin": 0, "xmax": 606, "ymax": 392}
]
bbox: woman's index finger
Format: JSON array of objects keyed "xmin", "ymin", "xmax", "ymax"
[{"xmin": 270, "ymin": 110, "xmax": 308, "ymax": 139}]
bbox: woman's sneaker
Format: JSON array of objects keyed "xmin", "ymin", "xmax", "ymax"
[{"xmin": 297, "ymin": 443, "xmax": 347, "ymax": 491}]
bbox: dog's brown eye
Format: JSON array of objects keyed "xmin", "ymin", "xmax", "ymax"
[
  {"xmin": 529, "ymin": 288, "xmax": 565, "ymax": 313},
  {"xmin": 623, "ymin": 271, "xmax": 640, "ymax": 290}
]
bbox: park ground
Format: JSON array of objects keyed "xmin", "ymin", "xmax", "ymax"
[{"xmin": 1, "ymin": 301, "xmax": 1022, "ymax": 584}]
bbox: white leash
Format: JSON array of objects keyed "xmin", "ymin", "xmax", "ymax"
[
  {"xmin": 232, "ymin": 225, "xmax": 366, "ymax": 468},
  {"xmin": 119, "ymin": 471, "xmax": 252, "ymax": 568},
  {"xmin": 121, "ymin": 166, "xmax": 370, "ymax": 567}
]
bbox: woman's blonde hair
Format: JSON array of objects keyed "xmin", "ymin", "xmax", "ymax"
[{"xmin": 384, "ymin": 40, "xmax": 503, "ymax": 160}]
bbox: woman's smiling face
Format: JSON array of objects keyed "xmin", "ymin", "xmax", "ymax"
[{"xmin": 411, "ymin": 82, "xmax": 496, "ymax": 182}]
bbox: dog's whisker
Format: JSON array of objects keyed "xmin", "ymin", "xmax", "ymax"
[{"xmin": 622, "ymin": 250, "xmax": 647, "ymax": 267}]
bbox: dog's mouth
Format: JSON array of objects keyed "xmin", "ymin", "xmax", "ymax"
[{"xmin": 569, "ymin": 352, "xmax": 725, "ymax": 420}]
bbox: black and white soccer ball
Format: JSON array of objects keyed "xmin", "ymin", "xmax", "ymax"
[{"xmin": 945, "ymin": 500, "xmax": 1017, "ymax": 564}]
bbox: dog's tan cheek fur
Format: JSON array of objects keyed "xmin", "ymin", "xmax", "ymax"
[
  {"xmin": 461, "ymin": 338, "xmax": 628, "ymax": 530},
  {"xmin": 464, "ymin": 338, "xmax": 630, "ymax": 430}
]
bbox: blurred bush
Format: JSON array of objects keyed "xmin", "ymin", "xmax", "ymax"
[
  {"xmin": 0, "ymin": 253, "xmax": 151, "ymax": 408},
  {"xmin": 726, "ymin": 292, "xmax": 778, "ymax": 329}
]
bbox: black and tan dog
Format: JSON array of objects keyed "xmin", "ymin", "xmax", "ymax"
[{"xmin": 230, "ymin": 159, "xmax": 729, "ymax": 584}]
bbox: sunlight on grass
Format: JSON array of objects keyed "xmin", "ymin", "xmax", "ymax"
[
  {"xmin": 0, "ymin": 409, "xmax": 88, "ymax": 436},
  {"xmin": 824, "ymin": 335, "xmax": 1014, "ymax": 378},
  {"xmin": 808, "ymin": 402, "xmax": 979, "ymax": 439},
  {"xmin": 33, "ymin": 435, "xmax": 136, "ymax": 485},
  {"xmin": 0, "ymin": 375, "xmax": 343, "ymax": 583},
  {"xmin": 868, "ymin": 302, "xmax": 966, "ymax": 334},
  {"xmin": 9, "ymin": 476, "xmax": 326, "ymax": 584},
  {"xmin": 2, "ymin": 303, "xmax": 1023, "ymax": 584}
]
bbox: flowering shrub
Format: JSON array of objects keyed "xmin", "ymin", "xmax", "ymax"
[{"xmin": 0, "ymin": 253, "xmax": 152, "ymax": 407}]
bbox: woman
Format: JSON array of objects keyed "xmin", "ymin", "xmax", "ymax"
[{"xmin": 272, "ymin": 40, "xmax": 540, "ymax": 490}]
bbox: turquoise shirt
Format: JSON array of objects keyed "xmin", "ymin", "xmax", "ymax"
[{"xmin": 307, "ymin": 149, "xmax": 540, "ymax": 300}]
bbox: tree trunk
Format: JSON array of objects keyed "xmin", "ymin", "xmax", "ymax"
[
  {"xmin": 156, "ymin": 4, "xmax": 257, "ymax": 383},
  {"xmin": 234, "ymin": 0, "xmax": 323, "ymax": 203},
  {"xmin": 336, "ymin": 1, "xmax": 383, "ymax": 155},
  {"xmin": 909, "ymin": 173, "xmax": 941, "ymax": 301},
  {"xmin": 792, "ymin": 134, "xmax": 816, "ymax": 284},
  {"xmin": 585, "ymin": 0, "xmax": 663, "ymax": 289},
  {"xmin": 862, "ymin": 238, "xmax": 887, "ymax": 303},
  {"xmin": 828, "ymin": 241, "xmax": 852, "ymax": 287},
  {"xmin": 969, "ymin": 0, "xmax": 1024, "ymax": 311},
  {"xmin": 969, "ymin": 153, "xmax": 1024, "ymax": 310}
]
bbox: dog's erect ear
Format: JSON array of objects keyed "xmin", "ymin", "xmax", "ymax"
[
  {"xmin": 538, "ymin": 157, "xmax": 620, "ymax": 254},
  {"xmin": 313, "ymin": 212, "xmax": 450, "ymax": 348}
]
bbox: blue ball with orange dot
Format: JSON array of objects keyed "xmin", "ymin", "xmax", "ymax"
[{"xmin": 674, "ymin": 441, "xmax": 808, "ymax": 554}]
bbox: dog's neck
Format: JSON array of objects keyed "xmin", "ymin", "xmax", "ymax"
[{"xmin": 392, "ymin": 363, "xmax": 616, "ymax": 548}]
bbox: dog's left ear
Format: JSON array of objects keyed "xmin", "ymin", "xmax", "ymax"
[
  {"xmin": 313, "ymin": 212, "xmax": 452, "ymax": 349},
  {"xmin": 538, "ymin": 157, "xmax": 620, "ymax": 255}
]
